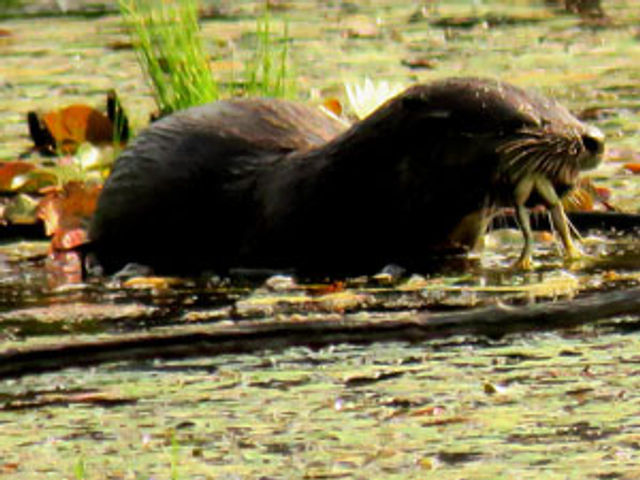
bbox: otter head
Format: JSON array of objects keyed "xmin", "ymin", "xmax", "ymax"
[
  {"xmin": 492, "ymin": 83, "xmax": 605, "ymax": 203},
  {"xmin": 396, "ymin": 77, "xmax": 605, "ymax": 267},
  {"xmin": 400, "ymin": 77, "xmax": 604, "ymax": 202}
]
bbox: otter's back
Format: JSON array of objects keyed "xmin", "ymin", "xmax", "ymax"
[{"xmin": 89, "ymin": 98, "xmax": 346, "ymax": 274}]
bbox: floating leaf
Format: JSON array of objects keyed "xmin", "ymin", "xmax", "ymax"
[
  {"xmin": 3, "ymin": 194, "xmax": 40, "ymax": 225},
  {"xmin": 401, "ymin": 57, "xmax": 437, "ymax": 70},
  {"xmin": 0, "ymin": 162, "xmax": 36, "ymax": 191},
  {"xmin": 623, "ymin": 163, "xmax": 640, "ymax": 174},
  {"xmin": 410, "ymin": 405, "xmax": 447, "ymax": 417},
  {"xmin": 563, "ymin": 177, "xmax": 613, "ymax": 212},
  {"xmin": 305, "ymin": 281, "xmax": 346, "ymax": 295},
  {"xmin": 0, "ymin": 28, "xmax": 12, "ymax": 47},
  {"xmin": 563, "ymin": 185, "xmax": 594, "ymax": 211},
  {"xmin": 27, "ymin": 91, "xmax": 129, "ymax": 155},
  {"xmin": 1, "ymin": 463, "xmax": 19, "ymax": 474},
  {"xmin": 37, "ymin": 181, "xmax": 102, "ymax": 250},
  {"xmin": 55, "ymin": 228, "xmax": 89, "ymax": 250},
  {"xmin": 11, "ymin": 169, "xmax": 58, "ymax": 193},
  {"xmin": 344, "ymin": 370, "xmax": 404, "ymax": 387},
  {"xmin": 535, "ymin": 231, "xmax": 555, "ymax": 244},
  {"xmin": 41, "ymin": 105, "xmax": 114, "ymax": 154},
  {"xmin": 322, "ymin": 97, "xmax": 343, "ymax": 116}
]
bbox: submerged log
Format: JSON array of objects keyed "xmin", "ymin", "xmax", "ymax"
[
  {"xmin": 0, "ymin": 286, "xmax": 638, "ymax": 379},
  {"xmin": 493, "ymin": 211, "xmax": 640, "ymax": 233}
]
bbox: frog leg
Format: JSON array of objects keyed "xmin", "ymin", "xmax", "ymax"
[{"xmin": 533, "ymin": 175, "xmax": 581, "ymax": 261}]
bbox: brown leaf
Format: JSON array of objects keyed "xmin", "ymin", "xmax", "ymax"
[
  {"xmin": 563, "ymin": 185, "xmax": 594, "ymax": 211},
  {"xmin": 401, "ymin": 57, "xmax": 437, "ymax": 70},
  {"xmin": 577, "ymin": 106, "xmax": 615, "ymax": 121},
  {"xmin": 55, "ymin": 228, "xmax": 89, "ymax": 250},
  {"xmin": 623, "ymin": 163, "xmax": 640, "ymax": 174},
  {"xmin": 322, "ymin": 97, "xmax": 342, "ymax": 116},
  {"xmin": 345, "ymin": 370, "xmax": 404, "ymax": 387},
  {"xmin": 535, "ymin": 231, "xmax": 555, "ymax": 244},
  {"xmin": 0, "ymin": 28, "xmax": 12, "ymax": 47},
  {"xmin": 28, "ymin": 91, "xmax": 129, "ymax": 155},
  {"xmin": 1, "ymin": 463, "xmax": 19, "ymax": 474},
  {"xmin": 562, "ymin": 178, "xmax": 612, "ymax": 212},
  {"xmin": 11, "ymin": 169, "xmax": 58, "ymax": 193},
  {"xmin": 42, "ymin": 105, "xmax": 114, "ymax": 154},
  {"xmin": 0, "ymin": 162, "xmax": 35, "ymax": 191},
  {"xmin": 106, "ymin": 40, "xmax": 134, "ymax": 50},
  {"xmin": 410, "ymin": 405, "xmax": 447, "ymax": 417},
  {"xmin": 305, "ymin": 281, "xmax": 346, "ymax": 296},
  {"xmin": 2, "ymin": 391, "xmax": 137, "ymax": 410},
  {"xmin": 37, "ymin": 181, "xmax": 102, "ymax": 250}
]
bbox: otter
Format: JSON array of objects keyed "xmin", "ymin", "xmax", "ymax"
[{"xmin": 87, "ymin": 77, "xmax": 604, "ymax": 276}]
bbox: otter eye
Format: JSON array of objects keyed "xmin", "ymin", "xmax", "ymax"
[{"xmin": 582, "ymin": 133, "xmax": 604, "ymax": 155}]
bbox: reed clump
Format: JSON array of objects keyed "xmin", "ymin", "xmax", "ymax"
[
  {"xmin": 118, "ymin": 0, "xmax": 218, "ymax": 114},
  {"xmin": 118, "ymin": 0, "xmax": 293, "ymax": 115}
]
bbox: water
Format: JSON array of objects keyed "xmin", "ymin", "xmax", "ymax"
[{"xmin": 0, "ymin": 1, "xmax": 638, "ymax": 478}]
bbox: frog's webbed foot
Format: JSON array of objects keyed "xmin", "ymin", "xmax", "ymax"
[
  {"xmin": 511, "ymin": 174, "xmax": 581, "ymax": 269},
  {"xmin": 535, "ymin": 175, "xmax": 583, "ymax": 262},
  {"xmin": 511, "ymin": 177, "xmax": 535, "ymax": 270}
]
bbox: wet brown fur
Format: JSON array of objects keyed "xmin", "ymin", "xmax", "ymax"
[{"xmin": 88, "ymin": 77, "xmax": 604, "ymax": 276}]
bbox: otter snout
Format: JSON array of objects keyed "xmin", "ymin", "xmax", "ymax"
[{"xmin": 579, "ymin": 125, "xmax": 605, "ymax": 170}]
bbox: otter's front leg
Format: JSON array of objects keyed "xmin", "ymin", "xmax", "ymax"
[{"xmin": 534, "ymin": 176, "xmax": 581, "ymax": 261}]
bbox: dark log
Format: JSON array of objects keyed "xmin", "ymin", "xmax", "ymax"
[
  {"xmin": 1, "ymin": 286, "xmax": 638, "ymax": 379},
  {"xmin": 492, "ymin": 211, "xmax": 640, "ymax": 233},
  {"xmin": 0, "ymin": 221, "xmax": 46, "ymax": 240},
  {"xmin": 567, "ymin": 212, "xmax": 640, "ymax": 232}
]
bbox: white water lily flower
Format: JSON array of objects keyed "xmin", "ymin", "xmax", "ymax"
[
  {"xmin": 344, "ymin": 77, "xmax": 405, "ymax": 119},
  {"xmin": 75, "ymin": 143, "xmax": 102, "ymax": 171}
]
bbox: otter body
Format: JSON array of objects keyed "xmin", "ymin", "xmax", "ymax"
[{"xmin": 89, "ymin": 77, "xmax": 604, "ymax": 276}]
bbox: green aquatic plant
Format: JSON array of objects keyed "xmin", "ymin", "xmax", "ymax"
[
  {"xmin": 245, "ymin": 14, "xmax": 293, "ymax": 98},
  {"xmin": 117, "ymin": 0, "xmax": 218, "ymax": 115},
  {"xmin": 73, "ymin": 456, "xmax": 86, "ymax": 480},
  {"xmin": 0, "ymin": 0, "xmax": 23, "ymax": 11},
  {"xmin": 117, "ymin": 0, "xmax": 294, "ymax": 116}
]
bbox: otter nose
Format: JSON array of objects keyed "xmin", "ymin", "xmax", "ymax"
[{"xmin": 581, "ymin": 126, "xmax": 605, "ymax": 155}]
